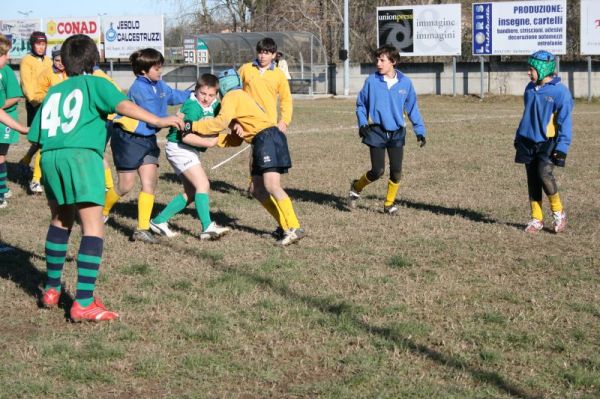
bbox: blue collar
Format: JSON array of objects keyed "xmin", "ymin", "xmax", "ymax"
[
  {"xmin": 136, "ymin": 75, "xmax": 159, "ymax": 85},
  {"xmin": 252, "ymin": 59, "xmax": 275, "ymax": 70},
  {"xmin": 375, "ymin": 69, "xmax": 401, "ymax": 82}
]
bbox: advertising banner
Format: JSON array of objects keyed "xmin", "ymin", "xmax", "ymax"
[
  {"xmin": 377, "ymin": 4, "xmax": 461, "ymax": 56},
  {"xmin": 44, "ymin": 17, "xmax": 101, "ymax": 50},
  {"xmin": 580, "ymin": 0, "xmax": 600, "ymax": 55},
  {"xmin": 0, "ymin": 19, "xmax": 41, "ymax": 59},
  {"xmin": 472, "ymin": 0, "xmax": 566, "ymax": 55},
  {"xmin": 102, "ymin": 15, "xmax": 164, "ymax": 59}
]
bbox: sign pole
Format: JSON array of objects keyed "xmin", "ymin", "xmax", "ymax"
[
  {"xmin": 480, "ymin": 56, "xmax": 485, "ymax": 99},
  {"xmin": 343, "ymin": 0, "xmax": 349, "ymax": 96},
  {"xmin": 452, "ymin": 56, "xmax": 457, "ymax": 97},
  {"xmin": 109, "ymin": 59, "xmax": 114, "ymax": 78},
  {"xmin": 588, "ymin": 56, "xmax": 592, "ymax": 103}
]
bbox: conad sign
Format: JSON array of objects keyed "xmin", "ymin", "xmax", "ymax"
[{"xmin": 45, "ymin": 17, "xmax": 101, "ymax": 43}]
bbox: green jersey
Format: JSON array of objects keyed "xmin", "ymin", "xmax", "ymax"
[
  {"xmin": 0, "ymin": 65, "xmax": 24, "ymax": 144},
  {"xmin": 28, "ymin": 75, "xmax": 127, "ymax": 156},
  {"xmin": 166, "ymin": 97, "xmax": 219, "ymax": 151}
]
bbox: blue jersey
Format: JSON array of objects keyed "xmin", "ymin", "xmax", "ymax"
[
  {"xmin": 113, "ymin": 75, "xmax": 190, "ymax": 136},
  {"xmin": 515, "ymin": 76, "xmax": 573, "ymax": 155},
  {"xmin": 356, "ymin": 70, "xmax": 425, "ymax": 136}
]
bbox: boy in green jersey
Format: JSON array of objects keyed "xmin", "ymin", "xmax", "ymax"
[
  {"xmin": 150, "ymin": 74, "xmax": 230, "ymax": 240},
  {"xmin": 27, "ymin": 34, "xmax": 183, "ymax": 322}
]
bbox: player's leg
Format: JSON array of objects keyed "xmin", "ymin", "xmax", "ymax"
[
  {"xmin": 384, "ymin": 146, "xmax": 404, "ymax": 214},
  {"xmin": 29, "ymin": 150, "xmax": 44, "ymax": 194},
  {"xmin": 538, "ymin": 159, "xmax": 566, "ymax": 233},
  {"xmin": 0, "ymin": 145, "xmax": 9, "ymax": 208},
  {"xmin": 349, "ymin": 146, "xmax": 386, "ymax": 208},
  {"xmin": 131, "ymin": 162, "xmax": 159, "ymax": 243},
  {"xmin": 70, "ymin": 202, "xmax": 118, "ymax": 322},
  {"xmin": 41, "ymin": 200, "xmax": 74, "ymax": 308},
  {"xmin": 524, "ymin": 161, "xmax": 544, "ymax": 233}
]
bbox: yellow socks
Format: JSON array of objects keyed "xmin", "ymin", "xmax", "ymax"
[
  {"xmin": 103, "ymin": 188, "xmax": 121, "ymax": 217},
  {"xmin": 32, "ymin": 152, "xmax": 42, "ymax": 182},
  {"xmin": 384, "ymin": 180, "xmax": 400, "ymax": 207},
  {"xmin": 137, "ymin": 191, "xmax": 155, "ymax": 230},
  {"xmin": 548, "ymin": 193, "xmax": 563, "ymax": 213},
  {"xmin": 353, "ymin": 173, "xmax": 371, "ymax": 193},
  {"xmin": 277, "ymin": 197, "xmax": 300, "ymax": 229},
  {"xmin": 104, "ymin": 168, "xmax": 114, "ymax": 190},
  {"xmin": 261, "ymin": 196, "xmax": 289, "ymax": 230},
  {"xmin": 530, "ymin": 200, "xmax": 543, "ymax": 221}
]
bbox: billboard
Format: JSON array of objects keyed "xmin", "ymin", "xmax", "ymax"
[
  {"xmin": 45, "ymin": 17, "xmax": 101, "ymax": 51},
  {"xmin": 102, "ymin": 15, "xmax": 164, "ymax": 59},
  {"xmin": 377, "ymin": 4, "xmax": 461, "ymax": 56},
  {"xmin": 0, "ymin": 19, "xmax": 42, "ymax": 59},
  {"xmin": 581, "ymin": 0, "xmax": 600, "ymax": 55},
  {"xmin": 472, "ymin": 0, "xmax": 566, "ymax": 55},
  {"xmin": 183, "ymin": 37, "xmax": 209, "ymax": 64}
]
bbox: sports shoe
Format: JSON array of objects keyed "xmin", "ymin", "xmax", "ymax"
[
  {"xmin": 552, "ymin": 210, "xmax": 567, "ymax": 233},
  {"xmin": 70, "ymin": 298, "xmax": 119, "ymax": 322},
  {"xmin": 29, "ymin": 180, "xmax": 44, "ymax": 194},
  {"xmin": 524, "ymin": 219, "xmax": 544, "ymax": 233},
  {"xmin": 0, "ymin": 195, "xmax": 6, "ymax": 209},
  {"xmin": 4, "ymin": 189, "xmax": 11, "ymax": 199},
  {"xmin": 130, "ymin": 229, "xmax": 159, "ymax": 244},
  {"xmin": 42, "ymin": 288, "xmax": 60, "ymax": 308},
  {"xmin": 347, "ymin": 180, "xmax": 360, "ymax": 209},
  {"xmin": 262, "ymin": 226, "xmax": 285, "ymax": 240},
  {"xmin": 200, "ymin": 222, "xmax": 230, "ymax": 240},
  {"xmin": 150, "ymin": 219, "xmax": 179, "ymax": 238},
  {"xmin": 384, "ymin": 204, "xmax": 399, "ymax": 215},
  {"xmin": 275, "ymin": 228, "xmax": 306, "ymax": 246}
]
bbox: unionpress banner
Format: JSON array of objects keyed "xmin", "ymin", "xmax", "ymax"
[
  {"xmin": 44, "ymin": 17, "xmax": 101, "ymax": 49},
  {"xmin": 472, "ymin": 0, "xmax": 566, "ymax": 55},
  {"xmin": 377, "ymin": 4, "xmax": 461, "ymax": 56},
  {"xmin": 581, "ymin": 0, "xmax": 600, "ymax": 55},
  {"xmin": 102, "ymin": 15, "xmax": 164, "ymax": 59},
  {"xmin": 0, "ymin": 19, "xmax": 41, "ymax": 59}
]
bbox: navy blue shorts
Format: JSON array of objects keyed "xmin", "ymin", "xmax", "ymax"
[
  {"xmin": 362, "ymin": 125, "xmax": 406, "ymax": 148},
  {"xmin": 514, "ymin": 135, "xmax": 556, "ymax": 164},
  {"xmin": 251, "ymin": 127, "xmax": 291, "ymax": 176},
  {"xmin": 110, "ymin": 125, "xmax": 160, "ymax": 171}
]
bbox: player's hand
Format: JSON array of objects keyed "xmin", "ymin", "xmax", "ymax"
[
  {"xmin": 417, "ymin": 135, "xmax": 426, "ymax": 148},
  {"xmin": 157, "ymin": 115, "xmax": 184, "ymax": 130},
  {"xmin": 551, "ymin": 150, "xmax": 566, "ymax": 167},
  {"xmin": 231, "ymin": 122, "xmax": 244, "ymax": 138},
  {"xmin": 358, "ymin": 125, "xmax": 370, "ymax": 138},
  {"xmin": 278, "ymin": 120, "xmax": 288, "ymax": 134}
]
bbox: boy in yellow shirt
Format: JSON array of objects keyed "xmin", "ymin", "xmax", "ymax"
[{"xmin": 184, "ymin": 69, "xmax": 304, "ymax": 246}]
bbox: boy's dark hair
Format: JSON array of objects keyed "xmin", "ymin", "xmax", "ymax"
[
  {"xmin": 256, "ymin": 38, "xmax": 277, "ymax": 54},
  {"xmin": 61, "ymin": 34, "xmax": 99, "ymax": 77},
  {"xmin": 195, "ymin": 73, "xmax": 219, "ymax": 91},
  {"xmin": 129, "ymin": 48, "xmax": 164, "ymax": 76},
  {"xmin": 374, "ymin": 44, "xmax": 400, "ymax": 64}
]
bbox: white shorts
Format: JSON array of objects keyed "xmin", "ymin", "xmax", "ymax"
[{"xmin": 165, "ymin": 141, "xmax": 202, "ymax": 175}]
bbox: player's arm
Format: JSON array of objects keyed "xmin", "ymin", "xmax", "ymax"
[
  {"xmin": 190, "ymin": 97, "xmax": 234, "ymax": 135},
  {"xmin": 277, "ymin": 72, "xmax": 293, "ymax": 132},
  {"xmin": 1, "ymin": 97, "xmax": 20, "ymax": 110},
  {"xmin": 30, "ymin": 71, "xmax": 51, "ymax": 104},
  {"xmin": 404, "ymin": 82, "xmax": 426, "ymax": 139},
  {"xmin": 355, "ymin": 80, "xmax": 370, "ymax": 128},
  {"xmin": 164, "ymin": 82, "xmax": 193, "ymax": 106},
  {"xmin": 182, "ymin": 133, "xmax": 219, "ymax": 148},
  {"xmin": 551, "ymin": 91, "xmax": 574, "ymax": 166},
  {"xmin": 115, "ymin": 100, "xmax": 184, "ymax": 130},
  {"xmin": 20, "ymin": 58, "xmax": 38, "ymax": 104},
  {"xmin": 0, "ymin": 109, "xmax": 28, "ymax": 134}
]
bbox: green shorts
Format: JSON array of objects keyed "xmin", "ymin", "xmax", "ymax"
[{"xmin": 41, "ymin": 149, "xmax": 105, "ymax": 206}]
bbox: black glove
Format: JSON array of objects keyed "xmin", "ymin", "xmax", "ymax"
[
  {"xmin": 551, "ymin": 150, "xmax": 566, "ymax": 167},
  {"xmin": 417, "ymin": 135, "xmax": 426, "ymax": 148},
  {"xmin": 181, "ymin": 120, "xmax": 193, "ymax": 137},
  {"xmin": 359, "ymin": 125, "xmax": 370, "ymax": 138}
]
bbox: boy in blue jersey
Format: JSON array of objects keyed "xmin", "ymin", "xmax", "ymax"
[
  {"xmin": 514, "ymin": 50, "xmax": 572, "ymax": 233},
  {"xmin": 27, "ymin": 35, "xmax": 183, "ymax": 321},
  {"xmin": 348, "ymin": 45, "xmax": 426, "ymax": 214},
  {"xmin": 103, "ymin": 48, "xmax": 191, "ymax": 243}
]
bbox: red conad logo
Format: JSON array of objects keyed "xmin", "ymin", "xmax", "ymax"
[
  {"xmin": 595, "ymin": 19, "xmax": 600, "ymax": 28},
  {"xmin": 57, "ymin": 21, "xmax": 97, "ymax": 35}
]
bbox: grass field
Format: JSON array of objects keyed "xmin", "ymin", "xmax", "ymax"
[{"xmin": 0, "ymin": 95, "xmax": 599, "ymax": 398}]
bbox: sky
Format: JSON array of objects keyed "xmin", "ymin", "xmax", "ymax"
[{"xmin": 3, "ymin": 0, "xmax": 180, "ymax": 20}]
